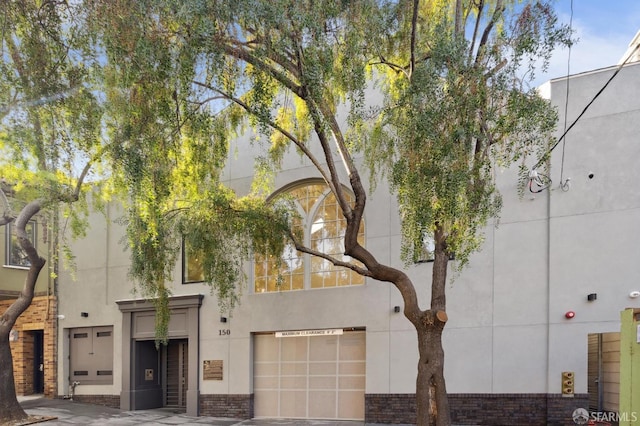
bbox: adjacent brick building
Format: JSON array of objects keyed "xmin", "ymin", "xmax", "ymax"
[
  {"xmin": 1, "ymin": 295, "xmax": 57, "ymax": 397},
  {"xmin": 1, "ymin": 215, "xmax": 57, "ymax": 398}
]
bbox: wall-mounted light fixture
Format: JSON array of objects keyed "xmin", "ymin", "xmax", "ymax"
[
  {"xmin": 565, "ymin": 311, "xmax": 575, "ymax": 319},
  {"xmin": 587, "ymin": 293, "xmax": 597, "ymax": 302},
  {"xmin": 220, "ymin": 316, "xmax": 227, "ymax": 323},
  {"xmin": 80, "ymin": 312, "xmax": 89, "ymax": 318},
  {"xmin": 394, "ymin": 306, "xmax": 401, "ymax": 313},
  {"xmin": 629, "ymin": 291, "xmax": 640, "ymax": 299}
]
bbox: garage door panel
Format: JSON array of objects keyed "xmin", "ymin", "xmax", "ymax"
[
  {"xmin": 281, "ymin": 362, "xmax": 307, "ymax": 375},
  {"xmin": 254, "ymin": 390, "xmax": 278, "ymax": 417},
  {"xmin": 281, "ymin": 338, "xmax": 308, "ymax": 361},
  {"xmin": 254, "ymin": 331, "xmax": 365, "ymax": 420},
  {"xmin": 339, "ymin": 361, "xmax": 365, "ymax": 375},
  {"xmin": 309, "ymin": 362, "xmax": 336, "ymax": 375},
  {"xmin": 339, "ymin": 334, "xmax": 365, "ymax": 360},
  {"xmin": 309, "ymin": 375, "xmax": 336, "ymax": 389},
  {"xmin": 309, "ymin": 337, "xmax": 337, "ymax": 361},
  {"xmin": 338, "ymin": 375, "xmax": 365, "ymax": 389},
  {"xmin": 254, "ymin": 362, "xmax": 279, "ymax": 376},
  {"xmin": 280, "ymin": 390, "xmax": 306, "ymax": 417},
  {"xmin": 254, "ymin": 376, "xmax": 278, "ymax": 389},
  {"xmin": 255, "ymin": 335, "xmax": 279, "ymax": 361},
  {"xmin": 308, "ymin": 390, "xmax": 337, "ymax": 418},
  {"xmin": 338, "ymin": 391, "xmax": 364, "ymax": 418},
  {"xmin": 281, "ymin": 376, "xmax": 307, "ymax": 389}
]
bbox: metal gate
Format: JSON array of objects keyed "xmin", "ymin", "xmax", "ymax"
[
  {"xmin": 165, "ymin": 339, "xmax": 188, "ymax": 410},
  {"xmin": 587, "ymin": 332, "xmax": 621, "ymax": 412}
]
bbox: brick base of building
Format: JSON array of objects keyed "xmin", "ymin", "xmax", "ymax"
[
  {"xmin": 70, "ymin": 395, "xmax": 121, "ymax": 409},
  {"xmin": 365, "ymin": 393, "xmax": 590, "ymax": 425},
  {"xmin": 2, "ymin": 295, "xmax": 57, "ymax": 398},
  {"xmin": 199, "ymin": 394, "xmax": 253, "ymax": 419}
]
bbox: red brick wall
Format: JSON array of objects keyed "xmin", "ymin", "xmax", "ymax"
[
  {"xmin": 365, "ymin": 393, "xmax": 590, "ymax": 425},
  {"xmin": 200, "ymin": 394, "xmax": 253, "ymax": 418},
  {"xmin": 1, "ymin": 295, "xmax": 57, "ymax": 397},
  {"xmin": 72, "ymin": 395, "xmax": 120, "ymax": 408}
]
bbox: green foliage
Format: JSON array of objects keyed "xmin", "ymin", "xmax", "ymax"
[
  {"xmin": 84, "ymin": 0, "xmax": 571, "ymax": 344},
  {"xmin": 0, "ymin": 0, "xmax": 107, "ymax": 262},
  {"xmin": 70, "ymin": 3, "xmax": 574, "ymax": 423},
  {"xmin": 85, "ymin": 0, "xmax": 379, "ymax": 343},
  {"xmin": 366, "ymin": 0, "xmax": 571, "ymax": 267}
]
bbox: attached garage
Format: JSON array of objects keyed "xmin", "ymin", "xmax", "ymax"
[{"xmin": 253, "ymin": 329, "xmax": 365, "ymax": 420}]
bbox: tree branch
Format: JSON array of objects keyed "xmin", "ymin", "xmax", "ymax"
[
  {"xmin": 192, "ymin": 81, "xmax": 333, "ymax": 186},
  {"xmin": 370, "ymin": 57, "xmax": 411, "ymax": 79},
  {"xmin": 454, "ymin": 0, "xmax": 463, "ymax": 37},
  {"xmin": 409, "ymin": 0, "xmax": 419, "ymax": 78},
  {"xmin": 0, "ymin": 185, "xmax": 14, "ymax": 225},
  {"xmin": 475, "ymin": 0, "xmax": 504, "ymax": 65},
  {"xmin": 303, "ymin": 101, "xmax": 352, "ymax": 216},
  {"xmin": 1, "ymin": 200, "xmax": 46, "ymax": 329},
  {"xmin": 468, "ymin": 0, "xmax": 485, "ymax": 61},
  {"xmin": 290, "ymin": 239, "xmax": 372, "ymax": 277},
  {"xmin": 220, "ymin": 42, "xmax": 304, "ymax": 98}
]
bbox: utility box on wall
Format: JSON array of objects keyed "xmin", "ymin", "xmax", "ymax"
[
  {"xmin": 619, "ymin": 308, "xmax": 640, "ymax": 426},
  {"xmin": 561, "ymin": 371, "xmax": 575, "ymax": 397}
]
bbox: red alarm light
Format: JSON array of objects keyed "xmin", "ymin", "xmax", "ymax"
[{"xmin": 565, "ymin": 311, "xmax": 575, "ymax": 319}]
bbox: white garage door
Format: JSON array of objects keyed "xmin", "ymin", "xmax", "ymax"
[{"xmin": 254, "ymin": 330, "xmax": 365, "ymax": 420}]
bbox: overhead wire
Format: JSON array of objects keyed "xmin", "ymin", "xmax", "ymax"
[
  {"xmin": 533, "ymin": 40, "xmax": 640, "ymax": 172},
  {"xmin": 529, "ymin": 21, "xmax": 640, "ymax": 193}
]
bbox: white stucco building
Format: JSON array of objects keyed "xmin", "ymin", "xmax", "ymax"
[{"xmin": 54, "ymin": 39, "xmax": 640, "ymax": 425}]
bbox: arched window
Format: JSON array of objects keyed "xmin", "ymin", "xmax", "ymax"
[{"xmin": 254, "ymin": 182, "xmax": 365, "ymax": 292}]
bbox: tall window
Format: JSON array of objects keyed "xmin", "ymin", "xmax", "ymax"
[
  {"xmin": 254, "ymin": 182, "xmax": 365, "ymax": 293},
  {"xmin": 182, "ymin": 242, "xmax": 204, "ymax": 283},
  {"xmin": 5, "ymin": 221, "xmax": 36, "ymax": 268}
]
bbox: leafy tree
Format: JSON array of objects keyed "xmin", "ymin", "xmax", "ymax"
[
  {"xmin": 0, "ymin": 1, "xmax": 104, "ymax": 422},
  {"xmin": 86, "ymin": 1, "xmax": 570, "ymax": 424}
]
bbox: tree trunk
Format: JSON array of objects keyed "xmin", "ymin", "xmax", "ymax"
[
  {"xmin": 0, "ymin": 201, "xmax": 46, "ymax": 423},
  {"xmin": 416, "ymin": 315, "xmax": 450, "ymax": 426},
  {"xmin": 414, "ymin": 225, "xmax": 451, "ymax": 425},
  {"xmin": 0, "ymin": 269, "xmax": 45, "ymax": 423},
  {"xmin": 0, "ymin": 327, "xmax": 28, "ymax": 422}
]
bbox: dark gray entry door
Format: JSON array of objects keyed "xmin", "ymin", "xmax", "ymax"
[{"xmin": 132, "ymin": 340, "xmax": 162, "ymax": 410}]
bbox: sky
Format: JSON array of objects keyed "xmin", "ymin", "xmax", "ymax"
[{"xmin": 535, "ymin": 0, "xmax": 640, "ymax": 85}]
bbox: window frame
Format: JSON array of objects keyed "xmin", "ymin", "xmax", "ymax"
[
  {"xmin": 5, "ymin": 220, "xmax": 36, "ymax": 268},
  {"xmin": 182, "ymin": 238, "xmax": 205, "ymax": 284},
  {"xmin": 254, "ymin": 181, "xmax": 365, "ymax": 293}
]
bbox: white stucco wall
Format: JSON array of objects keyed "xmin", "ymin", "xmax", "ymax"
[{"xmin": 57, "ymin": 61, "xmax": 640, "ymax": 400}]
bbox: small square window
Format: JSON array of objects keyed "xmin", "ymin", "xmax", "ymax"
[
  {"xmin": 416, "ymin": 232, "xmax": 454, "ymax": 263},
  {"xmin": 5, "ymin": 221, "xmax": 36, "ymax": 267}
]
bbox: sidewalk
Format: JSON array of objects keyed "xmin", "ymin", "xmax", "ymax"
[{"xmin": 18, "ymin": 396, "xmax": 412, "ymax": 426}]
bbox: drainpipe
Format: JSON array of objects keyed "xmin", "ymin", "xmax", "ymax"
[
  {"xmin": 52, "ymin": 208, "xmax": 60, "ymax": 398},
  {"xmin": 545, "ymin": 162, "xmax": 552, "ymax": 418},
  {"xmin": 69, "ymin": 381, "xmax": 79, "ymax": 401}
]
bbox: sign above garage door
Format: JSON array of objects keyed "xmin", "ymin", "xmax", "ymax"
[{"xmin": 275, "ymin": 329, "xmax": 343, "ymax": 338}]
